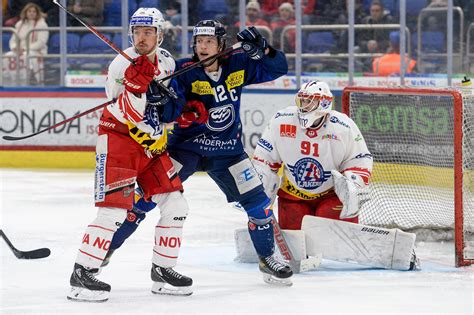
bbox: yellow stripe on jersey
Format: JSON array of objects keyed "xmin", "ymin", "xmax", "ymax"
[
  {"xmin": 126, "ymin": 122, "xmax": 168, "ymax": 155},
  {"xmin": 280, "ymin": 175, "xmax": 333, "ymax": 200}
]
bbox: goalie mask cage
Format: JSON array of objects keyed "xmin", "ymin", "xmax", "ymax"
[{"xmin": 342, "ymin": 86, "xmax": 473, "ymax": 267}]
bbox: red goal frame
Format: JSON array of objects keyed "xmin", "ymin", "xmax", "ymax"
[{"xmin": 342, "ymin": 86, "xmax": 471, "ymax": 267}]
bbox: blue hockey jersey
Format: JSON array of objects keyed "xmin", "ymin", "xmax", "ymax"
[{"xmin": 168, "ymin": 49, "xmax": 288, "ymax": 156}]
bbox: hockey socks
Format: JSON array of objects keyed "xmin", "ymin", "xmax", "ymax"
[{"xmin": 109, "ymin": 207, "xmax": 147, "ymax": 251}]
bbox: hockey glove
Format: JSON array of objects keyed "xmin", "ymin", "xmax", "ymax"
[
  {"xmin": 146, "ymin": 80, "xmax": 172, "ymax": 107},
  {"xmin": 237, "ymin": 26, "xmax": 268, "ymax": 60},
  {"xmin": 175, "ymin": 100, "xmax": 208, "ymax": 128},
  {"xmin": 331, "ymin": 170, "xmax": 368, "ymax": 219},
  {"xmin": 123, "ymin": 55, "xmax": 157, "ymax": 94},
  {"xmin": 127, "ymin": 121, "xmax": 168, "ymax": 156}
]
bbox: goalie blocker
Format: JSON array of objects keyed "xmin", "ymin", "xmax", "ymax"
[{"xmin": 235, "ymin": 216, "xmax": 419, "ymax": 271}]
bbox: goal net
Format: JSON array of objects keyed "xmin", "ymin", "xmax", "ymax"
[{"xmin": 342, "ymin": 86, "xmax": 474, "ymax": 267}]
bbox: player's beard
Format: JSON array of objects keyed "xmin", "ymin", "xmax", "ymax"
[{"xmin": 135, "ymin": 41, "xmax": 155, "ymax": 56}]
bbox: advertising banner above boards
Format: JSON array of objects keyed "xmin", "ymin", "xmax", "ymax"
[
  {"xmin": 0, "ymin": 91, "xmax": 294, "ymax": 155},
  {"xmin": 65, "ymin": 71, "xmax": 469, "ymax": 90}
]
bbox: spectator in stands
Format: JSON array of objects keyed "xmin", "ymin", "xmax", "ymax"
[
  {"xmin": 372, "ymin": 32, "xmax": 416, "ymax": 76},
  {"xmin": 261, "ymin": 0, "xmax": 316, "ymax": 24},
  {"xmin": 3, "ymin": 2, "xmax": 49, "ymax": 85},
  {"xmin": 234, "ymin": 1, "xmax": 270, "ymax": 29},
  {"xmin": 357, "ymin": 0, "xmax": 394, "ymax": 54},
  {"xmin": 4, "ymin": 0, "xmax": 58, "ymax": 26},
  {"xmin": 270, "ymin": 2, "xmax": 295, "ymax": 52},
  {"xmin": 67, "ymin": 0, "xmax": 104, "ymax": 26},
  {"xmin": 163, "ymin": 0, "xmax": 181, "ymax": 26}
]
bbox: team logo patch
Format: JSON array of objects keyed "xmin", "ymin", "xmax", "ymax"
[
  {"xmin": 127, "ymin": 212, "xmax": 137, "ymax": 222},
  {"xmin": 207, "ymin": 104, "xmax": 235, "ymax": 131},
  {"xmin": 287, "ymin": 158, "xmax": 331, "ymax": 190},
  {"xmin": 248, "ymin": 222, "xmax": 256, "ymax": 231},
  {"xmin": 305, "ymin": 129, "xmax": 318, "ymax": 138},
  {"xmin": 280, "ymin": 124, "xmax": 297, "ymax": 138}
]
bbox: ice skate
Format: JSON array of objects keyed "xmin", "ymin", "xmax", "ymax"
[
  {"xmin": 151, "ymin": 263, "xmax": 193, "ymax": 296},
  {"xmin": 259, "ymin": 255, "xmax": 293, "ymax": 286},
  {"xmin": 67, "ymin": 263, "xmax": 111, "ymax": 302}
]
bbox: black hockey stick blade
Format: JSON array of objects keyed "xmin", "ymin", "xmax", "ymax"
[{"xmin": 0, "ymin": 229, "xmax": 51, "ymax": 259}]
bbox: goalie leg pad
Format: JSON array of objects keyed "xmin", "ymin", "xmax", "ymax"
[
  {"xmin": 151, "ymin": 191, "xmax": 189, "ymax": 267},
  {"xmin": 76, "ymin": 207, "xmax": 127, "ymax": 269},
  {"xmin": 302, "ymin": 216, "xmax": 416, "ymax": 270}
]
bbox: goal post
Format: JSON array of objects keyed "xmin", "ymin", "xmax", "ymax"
[{"xmin": 341, "ymin": 86, "xmax": 473, "ymax": 267}]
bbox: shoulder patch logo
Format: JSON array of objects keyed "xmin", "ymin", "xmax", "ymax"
[{"xmin": 225, "ymin": 70, "xmax": 245, "ymax": 90}]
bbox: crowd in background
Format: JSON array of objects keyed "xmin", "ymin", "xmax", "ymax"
[{"xmin": 1, "ymin": 0, "xmax": 474, "ymax": 85}]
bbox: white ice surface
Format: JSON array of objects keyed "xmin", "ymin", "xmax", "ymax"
[{"xmin": 0, "ymin": 169, "xmax": 473, "ymax": 314}]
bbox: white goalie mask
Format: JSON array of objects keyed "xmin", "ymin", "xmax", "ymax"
[
  {"xmin": 295, "ymin": 81, "xmax": 334, "ymax": 129},
  {"xmin": 129, "ymin": 8, "xmax": 165, "ymax": 47}
]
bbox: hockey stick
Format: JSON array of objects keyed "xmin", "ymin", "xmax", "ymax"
[
  {"xmin": 0, "ymin": 229, "xmax": 51, "ymax": 259},
  {"xmin": 3, "ymin": 2, "xmax": 241, "ymax": 142},
  {"xmin": 2, "ymin": 99, "xmax": 116, "ymax": 141},
  {"xmin": 271, "ymin": 214, "xmax": 321, "ymax": 273},
  {"xmin": 52, "ymin": 0, "xmax": 241, "ymax": 87}
]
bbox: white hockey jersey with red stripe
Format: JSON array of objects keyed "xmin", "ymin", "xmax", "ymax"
[
  {"xmin": 253, "ymin": 106, "xmax": 373, "ymax": 200},
  {"xmin": 105, "ymin": 46, "xmax": 175, "ymax": 136}
]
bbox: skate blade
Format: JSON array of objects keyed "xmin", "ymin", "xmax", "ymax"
[
  {"xmin": 262, "ymin": 273, "xmax": 293, "ymax": 287},
  {"xmin": 67, "ymin": 286, "xmax": 109, "ymax": 302},
  {"xmin": 151, "ymin": 281, "xmax": 193, "ymax": 296}
]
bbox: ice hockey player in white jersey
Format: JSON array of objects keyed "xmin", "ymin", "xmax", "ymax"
[
  {"xmin": 249, "ymin": 80, "xmax": 419, "ymax": 271},
  {"xmin": 253, "ymin": 80, "xmax": 373, "ymax": 229},
  {"xmin": 67, "ymin": 8, "xmax": 197, "ymax": 302}
]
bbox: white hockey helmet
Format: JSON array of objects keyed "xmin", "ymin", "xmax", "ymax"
[
  {"xmin": 295, "ymin": 80, "xmax": 333, "ymax": 129},
  {"xmin": 129, "ymin": 8, "xmax": 165, "ymax": 46}
]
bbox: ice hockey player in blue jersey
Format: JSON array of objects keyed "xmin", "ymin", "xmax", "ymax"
[{"xmin": 106, "ymin": 20, "xmax": 293, "ymax": 286}]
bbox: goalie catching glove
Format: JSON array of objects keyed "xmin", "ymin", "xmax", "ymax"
[
  {"xmin": 331, "ymin": 170, "xmax": 368, "ymax": 219},
  {"xmin": 127, "ymin": 122, "xmax": 167, "ymax": 156},
  {"xmin": 237, "ymin": 26, "xmax": 268, "ymax": 60},
  {"xmin": 175, "ymin": 100, "xmax": 208, "ymax": 128},
  {"xmin": 123, "ymin": 55, "xmax": 157, "ymax": 94}
]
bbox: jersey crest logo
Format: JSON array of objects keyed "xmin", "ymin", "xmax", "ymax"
[
  {"xmin": 191, "ymin": 80, "xmax": 214, "ymax": 95},
  {"xmin": 207, "ymin": 104, "xmax": 235, "ymax": 131},
  {"xmin": 305, "ymin": 129, "xmax": 318, "ymax": 138},
  {"xmin": 288, "ymin": 158, "xmax": 331, "ymax": 190},
  {"xmin": 225, "ymin": 70, "xmax": 245, "ymax": 90},
  {"xmin": 280, "ymin": 124, "xmax": 297, "ymax": 138}
]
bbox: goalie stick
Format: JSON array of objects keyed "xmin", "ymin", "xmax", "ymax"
[
  {"xmin": 0, "ymin": 229, "xmax": 51, "ymax": 259},
  {"xmin": 271, "ymin": 214, "xmax": 321, "ymax": 273}
]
